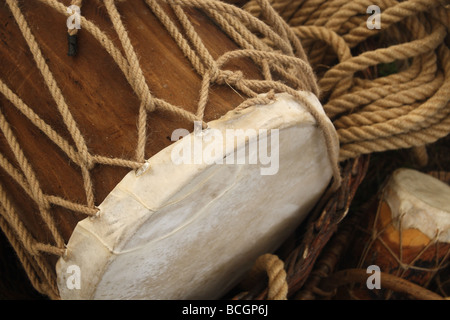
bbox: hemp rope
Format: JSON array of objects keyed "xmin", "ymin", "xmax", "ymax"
[
  {"xmin": 241, "ymin": 0, "xmax": 449, "ymax": 299},
  {"xmin": 1, "ymin": 0, "xmax": 448, "ymax": 300},
  {"xmin": 244, "ymin": 0, "xmax": 450, "ymax": 161},
  {"xmin": 0, "ymin": 0, "xmax": 340, "ymax": 298},
  {"xmin": 245, "ymin": 253, "xmax": 289, "ymax": 300}
]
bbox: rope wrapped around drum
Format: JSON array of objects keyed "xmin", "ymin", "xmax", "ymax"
[
  {"xmin": 0, "ymin": 0, "xmax": 340, "ymax": 299},
  {"xmin": 0, "ymin": 0, "xmax": 448, "ymax": 300}
]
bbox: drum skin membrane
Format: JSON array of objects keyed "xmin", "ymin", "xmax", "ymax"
[{"xmin": 56, "ymin": 91, "xmax": 337, "ymax": 299}]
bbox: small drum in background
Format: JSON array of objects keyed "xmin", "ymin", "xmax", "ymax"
[
  {"xmin": 341, "ymin": 168, "xmax": 450, "ymax": 300},
  {"xmin": 0, "ymin": 0, "xmax": 340, "ymax": 299}
]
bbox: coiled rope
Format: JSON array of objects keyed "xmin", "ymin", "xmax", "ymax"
[
  {"xmin": 244, "ymin": 0, "xmax": 450, "ymax": 161},
  {"xmin": 242, "ymin": 0, "xmax": 450, "ymax": 299}
]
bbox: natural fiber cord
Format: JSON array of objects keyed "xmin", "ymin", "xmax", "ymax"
[
  {"xmin": 0, "ymin": 0, "xmax": 340, "ymax": 299},
  {"xmin": 242, "ymin": 0, "xmax": 449, "ymax": 299},
  {"xmin": 1, "ymin": 0, "xmax": 449, "ymax": 300},
  {"xmin": 245, "ymin": 253, "xmax": 289, "ymax": 300},
  {"xmin": 244, "ymin": 0, "xmax": 450, "ymax": 161}
]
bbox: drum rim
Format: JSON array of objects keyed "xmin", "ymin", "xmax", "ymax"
[{"xmin": 55, "ymin": 91, "xmax": 338, "ymax": 299}]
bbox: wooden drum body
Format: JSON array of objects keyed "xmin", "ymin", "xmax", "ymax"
[{"xmin": 0, "ymin": 0, "xmax": 339, "ymax": 299}]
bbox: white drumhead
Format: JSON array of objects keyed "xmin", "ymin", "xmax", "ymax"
[
  {"xmin": 56, "ymin": 91, "xmax": 337, "ymax": 299},
  {"xmin": 383, "ymin": 168, "xmax": 450, "ymax": 243}
]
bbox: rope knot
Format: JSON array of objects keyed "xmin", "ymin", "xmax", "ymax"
[{"xmin": 213, "ymin": 70, "xmax": 244, "ymax": 87}]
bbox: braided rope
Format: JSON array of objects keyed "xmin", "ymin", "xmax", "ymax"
[
  {"xmin": 1, "ymin": 0, "xmax": 448, "ymax": 300},
  {"xmin": 242, "ymin": 0, "xmax": 450, "ymax": 299},
  {"xmin": 249, "ymin": 253, "xmax": 288, "ymax": 300},
  {"xmin": 0, "ymin": 0, "xmax": 340, "ymax": 298},
  {"xmin": 244, "ymin": 0, "xmax": 450, "ymax": 161}
]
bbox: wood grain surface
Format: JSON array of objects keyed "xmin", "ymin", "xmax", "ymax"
[{"xmin": 0, "ymin": 0, "xmax": 262, "ymax": 294}]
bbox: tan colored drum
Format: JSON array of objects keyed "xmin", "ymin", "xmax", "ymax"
[{"xmin": 0, "ymin": 0, "xmax": 340, "ymax": 299}]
